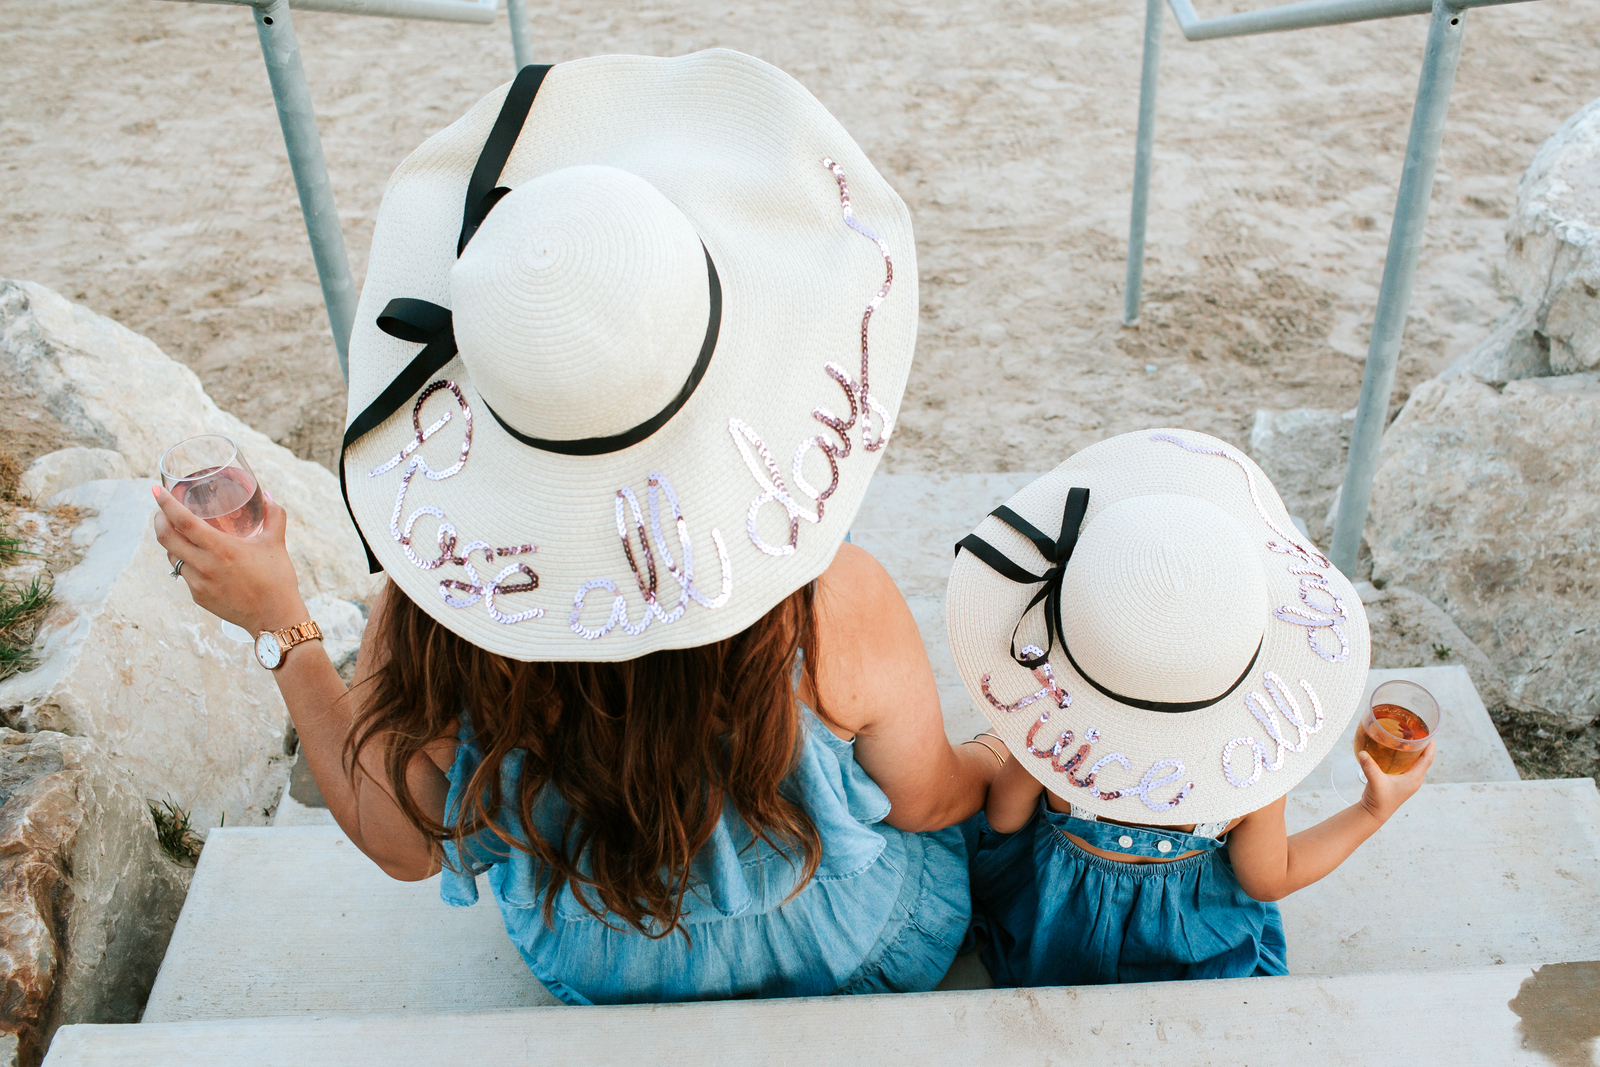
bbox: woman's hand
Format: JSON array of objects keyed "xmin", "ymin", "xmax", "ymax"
[
  {"xmin": 155, "ymin": 487, "xmax": 447, "ymax": 881},
  {"xmin": 1358, "ymin": 742, "xmax": 1435, "ymax": 823},
  {"xmin": 152, "ymin": 486, "xmax": 308, "ymax": 636}
]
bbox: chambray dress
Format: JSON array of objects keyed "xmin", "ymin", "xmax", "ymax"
[
  {"xmin": 440, "ymin": 695, "xmax": 970, "ymax": 1005},
  {"xmin": 968, "ymin": 797, "xmax": 1287, "ymax": 986}
]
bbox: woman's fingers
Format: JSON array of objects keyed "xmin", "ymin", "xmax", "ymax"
[
  {"xmin": 152, "ymin": 485, "xmax": 225, "ymax": 555},
  {"xmin": 149, "ymin": 481, "xmax": 306, "ymax": 635},
  {"xmin": 153, "ymin": 500, "xmax": 199, "ymax": 566},
  {"xmin": 260, "ymin": 498, "xmax": 289, "ymax": 540}
]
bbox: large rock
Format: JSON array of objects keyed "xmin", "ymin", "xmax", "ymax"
[
  {"xmin": 0, "ymin": 279, "xmax": 375, "ymax": 605},
  {"xmin": 16, "ymin": 449, "xmax": 130, "ymax": 504},
  {"xmin": 0, "ymin": 728, "xmax": 189, "ymax": 1064},
  {"xmin": 0, "ymin": 481, "xmax": 294, "ymax": 830},
  {"xmin": 1247, "ymin": 407, "xmax": 1350, "ymax": 545},
  {"xmin": 1439, "ymin": 303, "xmax": 1552, "ymax": 384},
  {"xmin": 0, "ymin": 280, "xmax": 379, "ymax": 829},
  {"xmin": 1357, "ymin": 583, "xmax": 1515, "ymax": 715},
  {"xmin": 1366, "ymin": 373, "xmax": 1600, "ymax": 727},
  {"xmin": 1506, "ymin": 96, "xmax": 1600, "ymax": 375}
]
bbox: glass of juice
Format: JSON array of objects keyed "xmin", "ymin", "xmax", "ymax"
[
  {"xmin": 159, "ymin": 434, "xmax": 266, "ymax": 539},
  {"xmin": 1331, "ymin": 679, "xmax": 1440, "ymax": 805}
]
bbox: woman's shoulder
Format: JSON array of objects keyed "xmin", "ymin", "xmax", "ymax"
[
  {"xmin": 814, "ymin": 543, "xmax": 913, "ymax": 649},
  {"xmin": 818, "ymin": 541, "xmax": 898, "ymax": 604}
]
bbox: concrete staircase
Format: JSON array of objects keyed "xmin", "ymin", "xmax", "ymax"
[{"xmin": 44, "ymin": 472, "xmax": 1600, "ymax": 1065}]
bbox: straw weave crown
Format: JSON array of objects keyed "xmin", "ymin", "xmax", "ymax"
[{"xmin": 341, "ymin": 50, "xmax": 916, "ymax": 662}]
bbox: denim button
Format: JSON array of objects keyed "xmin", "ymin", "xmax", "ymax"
[
  {"xmin": 1157, "ymin": 840, "xmax": 1173, "ymax": 853},
  {"xmin": 1118, "ymin": 835, "xmax": 1134, "ymax": 848}
]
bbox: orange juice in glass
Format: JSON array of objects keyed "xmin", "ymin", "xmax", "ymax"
[{"xmin": 1332, "ymin": 679, "xmax": 1440, "ymax": 803}]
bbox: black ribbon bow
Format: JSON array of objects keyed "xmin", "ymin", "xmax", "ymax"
[
  {"xmin": 955, "ymin": 488, "xmax": 1090, "ymax": 672},
  {"xmin": 955, "ymin": 486, "xmax": 1261, "ymax": 715},
  {"xmin": 337, "ymin": 64, "xmax": 553, "ymax": 573},
  {"xmin": 336, "ymin": 62, "xmax": 721, "ymax": 574}
]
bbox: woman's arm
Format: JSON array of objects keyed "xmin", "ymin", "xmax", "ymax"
[
  {"xmin": 1226, "ymin": 743, "xmax": 1435, "ymax": 902},
  {"xmin": 808, "ymin": 543, "xmax": 999, "ymax": 832},
  {"xmin": 984, "ymin": 756, "xmax": 1044, "ymax": 833},
  {"xmin": 152, "ymin": 488, "xmax": 449, "ymax": 880}
]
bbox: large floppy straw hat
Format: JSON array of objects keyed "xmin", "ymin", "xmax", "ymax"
[
  {"xmin": 946, "ymin": 429, "xmax": 1371, "ymax": 826},
  {"xmin": 339, "ymin": 50, "xmax": 915, "ymax": 661}
]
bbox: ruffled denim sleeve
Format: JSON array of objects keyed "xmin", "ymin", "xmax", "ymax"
[
  {"xmin": 439, "ymin": 721, "xmax": 508, "ymax": 907},
  {"xmin": 786, "ymin": 707, "xmax": 890, "ymax": 880}
]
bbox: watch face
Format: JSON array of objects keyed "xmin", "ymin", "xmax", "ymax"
[{"xmin": 255, "ymin": 632, "xmax": 283, "ymax": 670}]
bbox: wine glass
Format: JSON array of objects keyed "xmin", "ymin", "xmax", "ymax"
[
  {"xmin": 1332, "ymin": 679, "xmax": 1441, "ymax": 805},
  {"xmin": 159, "ymin": 434, "xmax": 266, "ymax": 539}
]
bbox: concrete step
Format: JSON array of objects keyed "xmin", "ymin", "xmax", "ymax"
[
  {"xmin": 141, "ymin": 828, "xmax": 559, "ymax": 1024},
  {"xmin": 52, "ymin": 963, "xmax": 1597, "ymax": 1066},
  {"xmin": 1281, "ymin": 778, "xmax": 1600, "ymax": 974},
  {"xmin": 142, "ymin": 779, "xmax": 1600, "ymax": 1024}
]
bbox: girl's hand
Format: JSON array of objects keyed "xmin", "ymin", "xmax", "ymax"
[
  {"xmin": 1358, "ymin": 741, "xmax": 1435, "ymax": 824},
  {"xmin": 152, "ymin": 486, "xmax": 308, "ymax": 636}
]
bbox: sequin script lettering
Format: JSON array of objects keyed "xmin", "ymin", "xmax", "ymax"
[
  {"xmin": 1020, "ymin": 711, "xmax": 1194, "ymax": 813},
  {"xmin": 1151, "ymin": 433, "xmax": 1351, "ymax": 664},
  {"xmin": 983, "ymin": 643, "xmax": 1071, "ymax": 713},
  {"xmin": 370, "ymin": 395, "xmax": 729, "ymax": 639},
  {"xmin": 369, "ymin": 380, "xmax": 543, "ymax": 624},
  {"xmin": 570, "ymin": 473, "xmax": 732, "ymax": 640},
  {"xmin": 728, "ymin": 159, "xmax": 894, "ymax": 557},
  {"xmin": 1222, "ymin": 672, "xmax": 1327, "ymax": 789}
]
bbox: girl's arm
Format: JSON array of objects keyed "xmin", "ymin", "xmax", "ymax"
[
  {"xmin": 810, "ymin": 543, "xmax": 1000, "ymax": 832},
  {"xmin": 984, "ymin": 755, "xmax": 1045, "ymax": 833},
  {"xmin": 153, "ymin": 489, "xmax": 450, "ymax": 881},
  {"xmin": 1226, "ymin": 743, "xmax": 1435, "ymax": 902}
]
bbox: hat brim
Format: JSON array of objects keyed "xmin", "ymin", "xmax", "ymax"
[
  {"xmin": 343, "ymin": 51, "xmax": 916, "ymax": 661},
  {"xmin": 946, "ymin": 429, "xmax": 1371, "ymax": 826}
]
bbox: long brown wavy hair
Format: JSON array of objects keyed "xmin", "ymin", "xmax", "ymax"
[{"xmin": 348, "ymin": 579, "xmax": 825, "ymax": 940}]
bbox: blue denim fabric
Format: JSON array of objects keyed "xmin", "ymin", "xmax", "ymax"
[
  {"xmin": 440, "ymin": 706, "xmax": 970, "ymax": 1005},
  {"xmin": 968, "ymin": 798, "xmax": 1287, "ymax": 986}
]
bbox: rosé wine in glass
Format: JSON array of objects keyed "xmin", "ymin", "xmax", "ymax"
[{"xmin": 159, "ymin": 434, "xmax": 266, "ymax": 539}]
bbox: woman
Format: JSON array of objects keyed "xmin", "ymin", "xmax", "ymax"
[{"xmin": 154, "ymin": 50, "xmax": 996, "ymax": 1004}]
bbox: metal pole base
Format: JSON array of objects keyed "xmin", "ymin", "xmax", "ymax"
[
  {"xmin": 505, "ymin": 0, "xmax": 533, "ymax": 70},
  {"xmin": 1123, "ymin": 0, "xmax": 1165, "ymax": 327},
  {"xmin": 1328, "ymin": 0, "xmax": 1466, "ymax": 575},
  {"xmin": 255, "ymin": 0, "xmax": 357, "ymax": 382}
]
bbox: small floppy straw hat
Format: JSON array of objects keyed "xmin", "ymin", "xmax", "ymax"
[
  {"xmin": 947, "ymin": 429, "xmax": 1371, "ymax": 826},
  {"xmin": 340, "ymin": 50, "xmax": 915, "ymax": 661}
]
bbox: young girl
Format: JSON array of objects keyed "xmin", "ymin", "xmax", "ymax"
[{"xmin": 946, "ymin": 428, "xmax": 1434, "ymax": 985}]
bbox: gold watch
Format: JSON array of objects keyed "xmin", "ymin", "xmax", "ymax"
[{"xmin": 254, "ymin": 621, "xmax": 323, "ymax": 670}]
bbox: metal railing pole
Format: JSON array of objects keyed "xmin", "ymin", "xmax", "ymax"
[
  {"xmin": 1328, "ymin": 0, "xmax": 1465, "ymax": 574},
  {"xmin": 504, "ymin": 0, "xmax": 533, "ymax": 69},
  {"xmin": 254, "ymin": 0, "xmax": 357, "ymax": 381},
  {"xmin": 1123, "ymin": 0, "xmax": 1165, "ymax": 326}
]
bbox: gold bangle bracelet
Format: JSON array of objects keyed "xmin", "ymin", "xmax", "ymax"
[
  {"xmin": 962, "ymin": 736, "xmax": 1007, "ymax": 767},
  {"xmin": 975, "ymin": 730, "xmax": 1007, "ymax": 751}
]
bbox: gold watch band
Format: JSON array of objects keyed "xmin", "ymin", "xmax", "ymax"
[{"xmin": 274, "ymin": 620, "xmax": 323, "ymax": 655}]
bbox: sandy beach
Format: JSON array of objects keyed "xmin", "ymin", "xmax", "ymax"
[{"xmin": 3, "ymin": 0, "xmax": 1597, "ymax": 475}]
